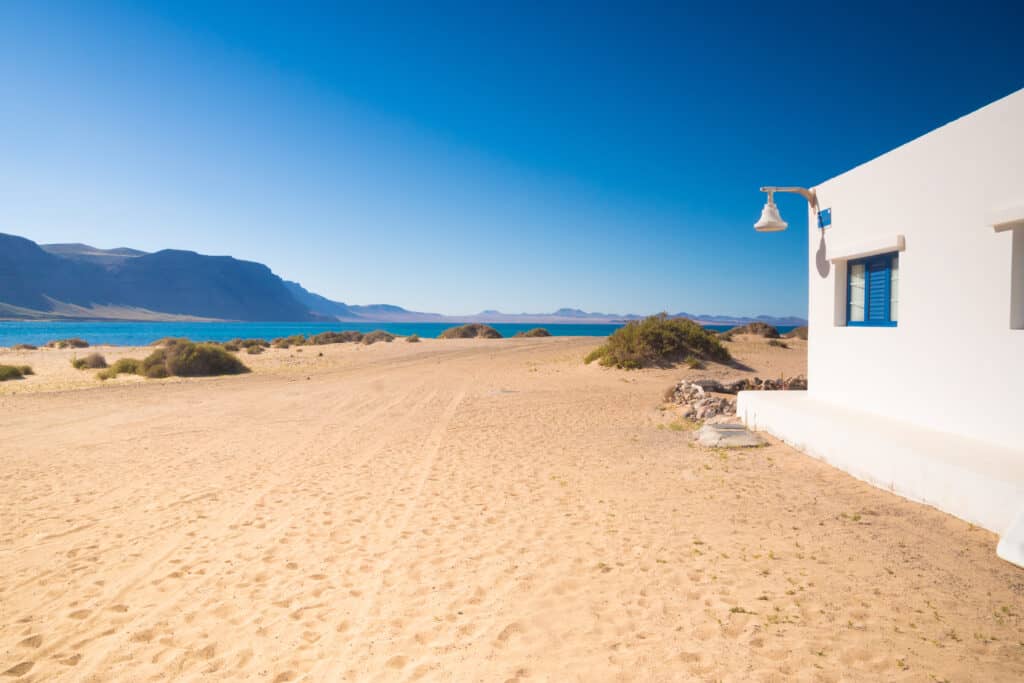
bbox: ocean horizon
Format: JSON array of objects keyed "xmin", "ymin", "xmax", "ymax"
[{"xmin": 0, "ymin": 320, "xmax": 801, "ymax": 347}]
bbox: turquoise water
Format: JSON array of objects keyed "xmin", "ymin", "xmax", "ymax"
[{"xmin": 0, "ymin": 320, "xmax": 798, "ymax": 347}]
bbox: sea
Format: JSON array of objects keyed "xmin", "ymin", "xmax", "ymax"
[{"xmin": 0, "ymin": 321, "xmax": 799, "ymax": 347}]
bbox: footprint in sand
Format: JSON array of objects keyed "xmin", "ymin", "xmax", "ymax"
[
  {"xmin": 495, "ymin": 622, "xmax": 524, "ymax": 646},
  {"xmin": 68, "ymin": 609, "xmax": 90, "ymax": 620},
  {"xmin": 386, "ymin": 655, "xmax": 407, "ymax": 669},
  {"xmin": 17, "ymin": 635, "xmax": 42, "ymax": 649},
  {"xmin": 2, "ymin": 661, "xmax": 33, "ymax": 677}
]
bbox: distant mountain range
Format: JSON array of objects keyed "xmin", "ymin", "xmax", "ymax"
[{"xmin": 0, "ymin": 232, "xmax": 806, "ymax": 326}]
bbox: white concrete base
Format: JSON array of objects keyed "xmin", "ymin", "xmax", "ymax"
[
  {"xmin": 737, "ymin": 391, "xmax": 1024, "ymax": 568},
  {"xmin": 997, "ymin": 508, "xmax": 1024, "ymax": 568}
]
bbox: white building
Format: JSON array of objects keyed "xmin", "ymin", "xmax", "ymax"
[{"xmin": 737, "ymin": 89, "xmax": 1024, "ymax": 567}]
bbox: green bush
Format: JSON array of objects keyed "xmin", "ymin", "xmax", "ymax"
[
  {"xmin": 71, "ymin": 352, "xmax": 107, "ymax": 369},
  {"xmin": 438, "ymin": 324, "xmax": 503, "ymax": 339},
  {"xmin": 583, "ymin": 314, "xmax": 731, "ymax": 369},
  {"xmin": 362, "ymin": 330, "xmax": 396, "ymax": 345},
  {"xmin": 0, "ymin": 364, "xmax": 31, "ymax": 381},
  {"xmin": 684, "ymin": 355, "xmax": 705, "ymax": 369},
  {"xmin": 46, "ymin": 338, "xmax": 89, "ymax": 349},
  {"xmin": 221, "ymin": 340, "xmax": 241, "ymax": 351},
  {"xmin": 406, "ymin": 334, "xmax": 421, "ymax": 343},
  {"xmin": 309, "ymin": 331, "xmax": 363, "ymax": 345},
  {"xmin": 513, "ymin": 328, "xmax": 552, "ymax": 338},
  {"xmin": 11, "ymin": 343, "xmax": 37, "ymax": 350},
  {"xmin": 246, "ymin": 345, "xmax": 265, "ymax": 355},
  {"xmin": 724, "ymin": 322, "xmax": 780, "ymax": 338},
  {"xmin": 783, "ymin": 325, "xmax": 808, "ymax": 340}
]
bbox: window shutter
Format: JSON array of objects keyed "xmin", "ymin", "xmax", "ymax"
[{"xmin": 865, "ymin": 260, "xmax": 890, "ymax": 323}]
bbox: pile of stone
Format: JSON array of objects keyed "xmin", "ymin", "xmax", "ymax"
[
  {"xmin": 666, "ymin": 380, "xmax": 736, "ymax": 420},
  {"xmin": 665, "ymin": 374, "xmax": 808, "ymax": 421}
]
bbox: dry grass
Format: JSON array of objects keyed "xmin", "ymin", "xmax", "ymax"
[
  {"xmin": 71, "ymin": 352, "xmax": 108, "ymax": 369},
  {"xmin": 439, "ymin": 324, "xmax": 502, "ymax": 339},
  {"xmin": 584, "ymin": 314, "xmax": 730, "ymax": 369}
]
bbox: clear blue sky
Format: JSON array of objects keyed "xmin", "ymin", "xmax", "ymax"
[{"xmin": 1, "ymin": 2, "xmax": 1021, "ymax": 317}]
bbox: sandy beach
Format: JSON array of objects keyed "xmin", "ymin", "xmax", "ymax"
[{"xmin": 1, "ymin": 336, "xmax": 1021, "ymax": 681}]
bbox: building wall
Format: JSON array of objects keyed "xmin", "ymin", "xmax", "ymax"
[{"xmin": 807, "ymin": 89, "xmax": 1024, "ymax": 450}]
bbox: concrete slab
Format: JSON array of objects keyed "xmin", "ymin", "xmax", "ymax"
[
  {"xmin": 737, "ymin": 390, "xmax": 1024, "ymax": 568},
  {"xmin": 696, "ymin": 423, "xmax": 766, "ymax": 448},
  {"xmin": 997, "ymin": 507, "xmax": 1024, "ymax": 568}
]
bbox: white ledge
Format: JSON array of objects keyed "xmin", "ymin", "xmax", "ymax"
[
  {"xmin": 989, "ymin": 205, "xmax": 1024, "ymax": 232},
  {"xmin": 829, "ymin": 234, "xmax": 905, "ymax": 263}
]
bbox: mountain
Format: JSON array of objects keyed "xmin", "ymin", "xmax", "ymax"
[
  {"xmin": 0, "ymin": 232, "xmax": 806, "ymax": 325},
  {"xmin": 283, "ymin": 281, "xmax": 361, "ymax": 320},
  {"xmin": 1, "ymin": 233, "xmax": 316, "ymax": 321},
  {"xmin": 41, "ymin": 243, "xmax": 147, "ymax": 268}
]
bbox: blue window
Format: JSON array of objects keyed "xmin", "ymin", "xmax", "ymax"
[{"xmin": 847, "ymin": 253, "xmax": 898, "ymax": 326}]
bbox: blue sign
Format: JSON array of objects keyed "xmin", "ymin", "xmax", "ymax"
[{"xmin": 818, "ymin": 208, "xmax": 832, "ymax": 228}]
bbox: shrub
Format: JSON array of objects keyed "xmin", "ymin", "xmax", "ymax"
[
  {"xmin": 309, "ymin": 331, "xmax": 363, "ymax": 345},
  {"xmin": 11, "ymin": 343, "xmax": 37, "ymax": 350},
  {"xmin": 144, "ymin": 342, "xmax": 249, "ymax": 377},
  {"xmin": 0, "ymin": 365, "xmax": 30, "ymax": 381},
  {"xmin": 684, "ymin": 355, "xmax": 705, "ymax": 369},
  {"xmin": 438, "ymin": 324, "xmax": 503, "ymax": 339},
  {"xmin": 71, "ymin": 352, "xmax": 107, "ymax": 369},
  {"xmin": 272, "ymin": 334, "xmax": 307, "ymax": 349},
  {"xmin": 406, "ymin": 334, "xmax": 421, "ymax": 343},
  {"xmin": 724, "ymin": 322, "xmax": 780, "ymax": 338},
  {"xmin": 149, "ymin": 337, "xmax": 191, "ymax": 347},
  {"xmin": 246, "ymin": 345, "xmax": 265, "ymax": 355},
  {"xmin": 362, "ymin": 330, "xmax": 396, "ymax": 345},
  {"xmin": 767, "ymin": 339, "xmax": 789, "ymax": 348},
  {"xmin": 97, "ymin": 358, "xmax": 141, "ymax": 380},
  {"xmin": 46, "ymin": 338, "xmax": 89, "ymax": 349},
  {"xmin": 783, "ymin": 325, "xmax": 808, "ymax": 340},
  {"xmin": 240, "ymin": 338, "xmax": 270, "ymax": 348},
  {"xmin": 583, "ymin": 314, "xmax": 731, "ymax": 369},
  {"xmin": 513, "ymin": 328, "xmax": 552, "ymax": 338},
  {"xmin": 221, "ymin": 340, "xmax": 241, "ymax": 351}
]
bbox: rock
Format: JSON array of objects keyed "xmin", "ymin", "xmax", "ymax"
[{"xmin": 696, "ymin": 423, "xmax": 766, "ymax": 448}]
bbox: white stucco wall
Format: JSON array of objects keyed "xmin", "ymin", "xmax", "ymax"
[{"xmin": 806, "ymin": 89, "xmax": 1024, "ymax": 450}]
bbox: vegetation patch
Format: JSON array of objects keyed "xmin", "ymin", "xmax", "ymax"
[
  {"xmin": 723, "ymin": 322, "xmax": 780, "ymax": 338},
  {"xmin": 0, "ymin": 365, "xmax": 32, "ymax": 381},
  {"xmin": 71, "ymin": 352, "xmax": 108, "ymax": 369},
  {"xmin": 767, "ymin": 339, "xmax": 789, "ymax": 348},
  {"xmin": 362, "ymin": 330, "xmax": 396, "ymax": 345},
  {"xmin": 783, "ymin": 325, "xmax": 808, "ymax": 340},
  {"xmin": 246, "ymin": 345, "xmax": 265, "ymax": 355},
  {"xmin": 513, "ymin": 328, "xmax": 551, "ymax": 338},
  {"xmin": 272, "ymin": 334, "xmax": 308, "ymax": 349},
  {"xmin": 46, "ymin": 338, "xmax": 90, "ymax": 349},
  {"xmin": 406, "ymin": 333, "xmax": 421, "ymax": 343},
  {"xmin": 309, "ymin": 330, "xmax": 363, "ymax": 345},
  {"xmin": 97, "ymin": 358, "xmax": 143, "ymax": 380},
  {"xmin": 583, "ymin": 314, "xmax": 730, "ymax": 369},
  {"xmin": 11, "ymin": 343, "xmax": 37, "ymax": 350},
  {"xmin": 97, "ymin": 342, "xmax": 249, "ymax": 380},
  {"xmin": 149, "ymin": 337, "xmax": 191, "ymax": 347},
  {"xmin": 438, "ymin": 324, "xmax": 503, "ymax": 339}
]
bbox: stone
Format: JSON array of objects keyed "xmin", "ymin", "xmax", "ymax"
[{"xmin": 696, "ymin": 423, "xmax": 766, "ymax": 448}]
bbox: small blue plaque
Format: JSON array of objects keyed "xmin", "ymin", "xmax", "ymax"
[{"xmin": 817, "ymin": 208, "xmax": 832, "ymax": 228}]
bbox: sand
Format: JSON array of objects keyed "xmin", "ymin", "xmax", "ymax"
[{"xmin": 1, "ymin": 336, "xmax": 1021, "ymax": 681}]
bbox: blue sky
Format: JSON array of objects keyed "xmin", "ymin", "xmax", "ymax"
[{"xmin": 1, "ymin": 2, "xmax": 1021, "ymax": 317}]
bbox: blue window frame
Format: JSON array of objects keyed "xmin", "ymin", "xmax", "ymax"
[{"xmin": 847, "ymin": 252, "xmax": 898, "ymax": 327}]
